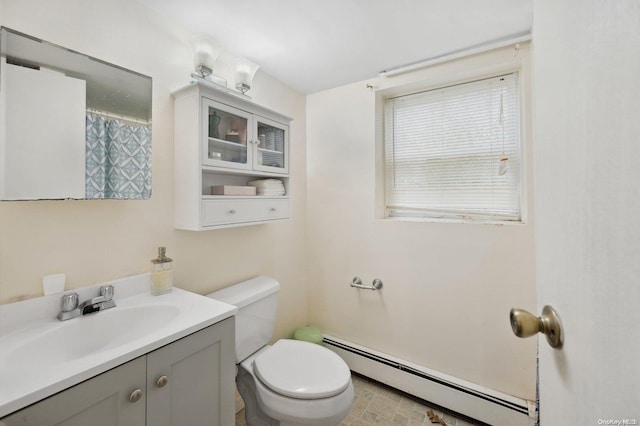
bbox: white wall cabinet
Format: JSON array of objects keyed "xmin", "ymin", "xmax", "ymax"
[
  {"xmin": 1, "ymin": 318, "xmax": 235, "ymax": 426},
  {"xmin": 173, "ymin": 82, "xmax": 292, "ymax": 231}
]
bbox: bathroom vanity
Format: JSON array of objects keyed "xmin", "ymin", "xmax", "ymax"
[{"xmin": 0, "ymin": 274, "xmax": 237, "ymax": 425}]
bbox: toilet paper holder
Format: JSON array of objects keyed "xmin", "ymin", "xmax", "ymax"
[{"xmin": 350, "ymin": 277, "xmax": 383, "ymax": 290}]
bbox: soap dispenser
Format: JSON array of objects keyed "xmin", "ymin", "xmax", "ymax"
[{"xmin": 151, "ymin": 246, "xmax": 173, "ymax": 295}]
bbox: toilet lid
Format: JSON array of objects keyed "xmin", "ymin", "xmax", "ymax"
[{"xmin": 252, "ymin": 339, "xmax": 351, "ymax": 399}]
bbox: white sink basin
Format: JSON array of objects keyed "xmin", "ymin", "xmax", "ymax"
[
  {"xmin": 4, "ymin": 305, "xmax": 181, "ymax": 368},
  {"xmin": 0, "ymin": 273, "xmax": 236, "ymax": 418}
]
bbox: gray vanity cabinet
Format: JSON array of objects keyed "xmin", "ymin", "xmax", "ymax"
[
  {"xmin": 1, "ymin": 318, "xmax": 235, "ymax": 425},
  {"xmin": 146, "ymin": 316, "xmax": 236, "ymax": 426},
  {"xmin": 1, "ymin": 356, "xmax": 146, "ymax": 425}
]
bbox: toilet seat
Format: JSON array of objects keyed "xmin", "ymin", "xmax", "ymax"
[{"xmin": 252, "ymin": 339, "xmax": 351, "ymax": 399}]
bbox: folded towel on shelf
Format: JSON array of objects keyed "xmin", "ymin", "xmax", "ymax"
[
  {"xmin": 256, "ymin": 190, "xmax": 285, "ymax": 196},
  {"xmin": 248, "ymin": 179, "xmax": 285, "ymax": 196},
  {"xmin": 255, "ymin": 187, "xmax": 285, "ymax": 195},
  {"xmin": 248, "ymin": 179, "xmax": 284, "ymax": 188}
]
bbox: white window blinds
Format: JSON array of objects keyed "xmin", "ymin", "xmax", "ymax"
[{"xmin": 384, "ymin": 73, "xmax": 521, "ymax": 221}]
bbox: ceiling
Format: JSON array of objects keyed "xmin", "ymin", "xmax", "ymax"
[{"xmin": 139, "ymin": 0, "xmax": 532, "ymax": 94}]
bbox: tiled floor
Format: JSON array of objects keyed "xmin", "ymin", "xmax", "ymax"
[{"xmin": 236, "ymin": 373, "xmax": 481, "ymax": 426}]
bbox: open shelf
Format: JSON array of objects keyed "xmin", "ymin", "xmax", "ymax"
[{"xmin": 201, "ymin": 171, "xmax": 290, "ymax": 198}]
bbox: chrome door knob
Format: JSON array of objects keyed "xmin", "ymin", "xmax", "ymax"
[{"xmin": 510, "ymin": 305, "xmax": 563, "ymax": 349}]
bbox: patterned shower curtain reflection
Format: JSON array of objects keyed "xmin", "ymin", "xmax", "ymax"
[{"xmin": 86, "ymin": 113, "xmax": 151, "ymax": 199}]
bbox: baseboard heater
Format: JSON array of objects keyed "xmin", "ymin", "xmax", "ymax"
[{"xmin": 323, "ymin": 335, "xmax": 535, "ymax": 426}]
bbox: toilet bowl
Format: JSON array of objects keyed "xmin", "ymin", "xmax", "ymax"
[
  {"xmin": 238, "ymin": 341, "xmax": 354, "ymax": 425},
  {"xmin": 208, "ymin": 276, "xmax": 354, "ymax": 426}
]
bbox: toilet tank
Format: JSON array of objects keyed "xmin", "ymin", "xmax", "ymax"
[{"xmin": 207, "ymin": 276, "xmax": 279, "ymax": 363}]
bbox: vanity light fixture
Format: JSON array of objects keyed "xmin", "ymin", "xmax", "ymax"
[
  {"xmin": 189, "ymin": 34, "xmax": 227, "ymax": 87},
  {"xmin": 233, "ymin": 56, "xmax": 259, "ymax": 94}
]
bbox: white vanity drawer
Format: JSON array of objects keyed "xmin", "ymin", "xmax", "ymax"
[{"xmin": 201, "ymin": 198, "xmax": 290, "ymax": 227}]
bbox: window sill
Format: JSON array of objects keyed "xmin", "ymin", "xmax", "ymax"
[{"xmin": 379, "ymin": 216, "xmax": 527, "ymax": 226}]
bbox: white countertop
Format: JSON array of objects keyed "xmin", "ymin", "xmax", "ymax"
[{"xmin": 0, "ymin": 273, "xmax": 236, "ymax": 418}]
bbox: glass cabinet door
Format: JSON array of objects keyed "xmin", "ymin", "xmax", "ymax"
[
  {"xmin": 254, "ymin": 116, "xmax": 289, "ymax": 174},
  {"xmin": 202, "ymin": 98, "xmax": 252, "ymax": 170}
]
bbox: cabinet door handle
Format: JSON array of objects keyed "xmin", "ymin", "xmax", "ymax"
[
  {"xmin": 270, "ymin": 207, "xmax": 276, "ymax": 212},
  {"xmin": 155, "ymin": 375, "xmax": 168, "ymax": 388},
  {"xmin": 129, "ymin": 388, "xmax": 143, "ymax": 403},
  {"xmin": 228, "ymin": 209, "xmax": 236, "ymax": 215}
]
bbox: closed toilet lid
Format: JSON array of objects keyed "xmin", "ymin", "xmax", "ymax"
[{"xmin": 252, "ymin": 339, "xmax": 351, "ymax": 399}]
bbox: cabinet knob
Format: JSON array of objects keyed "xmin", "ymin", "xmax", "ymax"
[
  {"xmin": 129, "ymin": 388, "xmax": 143, "ymax": 403},
  {"xmin": 228, "ymin": 209, "xmax": 236, "ymax": 215},
  {"xmin": 155, "ymin": 375, "xmax": 168, "ymax": 388},
  {"xmin": 270, "ymin": 207, "xmax": 276, "ymax": 212}
]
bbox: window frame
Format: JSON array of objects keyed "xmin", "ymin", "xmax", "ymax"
[{"xmin": 379, "ymin": 68, "xmax": 528, "ymax": 225}]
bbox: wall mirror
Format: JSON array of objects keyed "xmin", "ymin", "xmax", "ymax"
[{"xmin": 0, "ymin": 27, "xmax": 152, "ymax": 200}]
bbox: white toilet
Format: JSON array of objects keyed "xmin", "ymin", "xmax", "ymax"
[{"xmin": 208, "ymin": 276, "xmax": 354, "ymax": 426}]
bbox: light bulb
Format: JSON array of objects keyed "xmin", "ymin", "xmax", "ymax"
[
  {"xmin": 233, "ymin": 57, "xmax": 259, "ymax": 94},
  {"xmin": 189, "ymin": 35, "xmax": 223, "ymax": 78}
]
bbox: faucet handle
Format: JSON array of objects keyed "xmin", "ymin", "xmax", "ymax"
[
  {"xmin": 60, "ymin": 293, "xmax": 79, "ymax": 312},
  {"xmin": 99, "ymin": 285, "xmax": 114, "ymax": 301}
]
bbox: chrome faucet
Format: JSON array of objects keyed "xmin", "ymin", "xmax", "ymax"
[{"xmin": 57, "ymin": 285, "xmax": 116, "ymax": 321}]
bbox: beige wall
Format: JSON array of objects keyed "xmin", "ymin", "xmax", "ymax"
[
  {"xmin": 0, "ymin": 0, "xmax": 308, "ymax": 341},
  {"xmin": 306, "ymin": 45, "xmax": 537, "ymax": 400}
]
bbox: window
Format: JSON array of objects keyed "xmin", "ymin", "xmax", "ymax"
[{"xmin": 384, "ymin": 73, "xmax": 521, "ymax": 221}]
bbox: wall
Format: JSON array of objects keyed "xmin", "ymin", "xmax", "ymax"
[
  {"xmin": 306, "ymin": 45, "xmax": 537, "ymax": 400},
  {"xmin": 0, "ymin": 0, "xmax": 308, "ymax": 341}
]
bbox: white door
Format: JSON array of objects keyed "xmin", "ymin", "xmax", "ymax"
[{"xmin": 533, "ymin": 1, "xmax": 640, "ymax": 424}]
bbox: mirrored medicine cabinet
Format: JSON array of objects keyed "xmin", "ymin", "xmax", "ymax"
[{"xmin": 0, "ymin": 27, "xmax": 153, "ymax": 201}]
